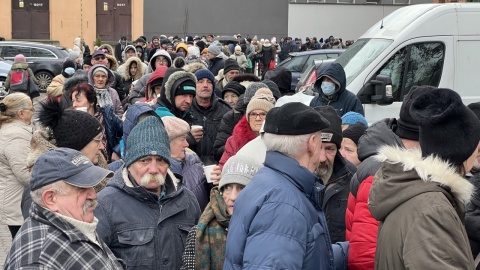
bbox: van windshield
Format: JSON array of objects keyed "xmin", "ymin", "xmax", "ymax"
[{"xmin": 335, "ymin": 39, "xmax": 392, "ymax": 85}]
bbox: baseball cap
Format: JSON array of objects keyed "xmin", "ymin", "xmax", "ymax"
[
  {"xmin": 30, "ymin": 148, "xmax": 113, "ymax": 191},
  {"xmin": 92, "ymin": 50, "xmax": 106, "ymax": 58}
]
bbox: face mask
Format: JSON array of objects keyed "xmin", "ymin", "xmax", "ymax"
[
  {"xmin": 321, "ymin": 81, "xmax": 336, "ymax": 96},
  {"xmin": 64, "ymin": 67, "xmax": 75, "ymax": 76}
]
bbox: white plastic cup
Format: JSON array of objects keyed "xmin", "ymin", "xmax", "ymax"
[
  {"xmin": 203, "ymin": 165, "xmax": 216, "ymax": 183},
  {"xmin": 191, "ymin": 125, "xmax": 203, "ymax": 131},
  {"xmin": 75, "ymin": 107, "xmax": 88, "ymax": 112}
]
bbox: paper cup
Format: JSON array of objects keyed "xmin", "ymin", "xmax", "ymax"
[
  {"xmin": 191, "ymin": 125, "xmax": 203, "ymax": 131},
  {"xmin": 75, "ymin": 107, "xmax": 88, "ymax": 112},
  {"xmin": 203, "ymin": 165, "xmax": 216, "ymax": 183}
]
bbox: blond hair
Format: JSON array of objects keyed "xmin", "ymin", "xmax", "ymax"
[{"xmin": 0, "ymin": 92, "xmax": 31, "ymax": 127}]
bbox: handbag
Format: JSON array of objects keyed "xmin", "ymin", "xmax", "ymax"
[
  {"xmin": 269, "ymin": 60, "xmax": 275, "ymax": 70},
  {"xmin": 28, "ymin": 77, "xmax": 40, "ymax": 99}
]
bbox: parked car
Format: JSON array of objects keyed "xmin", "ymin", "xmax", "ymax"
[
  {"xmin": 277, "ymin": 49, "xmax": 345, "ymax": 91},
  {"xmin": 0, "ymin": 41, "xmax": 69, "ymax": 92},
  {"xmin": 0, "ymin": 59, "xmax": 12, "ymax": 99},
  {"xmin": 295, "ymin": 59, "xmax": 336, "ymax": 93}
]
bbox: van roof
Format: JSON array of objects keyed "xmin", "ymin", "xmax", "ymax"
[{"xmin": 360, "ymin": 3, "xmax": 480, "ymax": 39}]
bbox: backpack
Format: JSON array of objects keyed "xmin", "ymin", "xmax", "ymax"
[{"xmin": 10, "ymin": 68, "xmax": 29, "ymax": 92}]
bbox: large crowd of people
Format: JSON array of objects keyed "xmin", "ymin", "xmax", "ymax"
[{"xmin": 1, "ymin": 32, "xmax": 480, "ymax": 270}]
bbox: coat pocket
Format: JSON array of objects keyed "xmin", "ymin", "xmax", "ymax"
[{"xmin": 117, "ymin": 227, "xmax": 155, "ymax": 269}]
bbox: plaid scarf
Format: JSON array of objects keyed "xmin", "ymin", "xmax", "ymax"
[{"xmin": 195, "ymin": 187, "xmax": 230, "ymax": 270}]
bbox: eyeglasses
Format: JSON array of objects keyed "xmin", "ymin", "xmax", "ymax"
[
  {"xmin": 93, "ymin": 56, "xmax": 105, "ymax": 61},
  {"xmin": 249, "ymin": 112, "xmax": 267, "ymax": 119},
  {"xmin": 93, "ymin": 136, "xmax": 104, "ymax": 147}
]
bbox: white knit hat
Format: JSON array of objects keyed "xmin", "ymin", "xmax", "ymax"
[
  {"xmin": 161, "ymin": 116, "xmax": 190, "ymax": 141},
  {"xmin": 219, "ymin": 154, "xmax": 263, "ymax": 190}
]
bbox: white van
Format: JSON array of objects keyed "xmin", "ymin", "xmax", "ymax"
[{"xmin": 334, "ymin": 3, "xmax": 480, "ymax": 123}]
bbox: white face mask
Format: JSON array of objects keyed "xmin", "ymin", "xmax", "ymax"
[{"xmin": 321, "ymin": 81, "xmax": 336, "ymax": 96}]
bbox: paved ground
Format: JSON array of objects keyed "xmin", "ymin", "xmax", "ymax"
[{"xmin": 0, "ymin": 225, "xmax": 12, "ymax": 268}]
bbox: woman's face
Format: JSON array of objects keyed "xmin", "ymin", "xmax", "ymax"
[
  {"xmin": 129, "ymin": 62, "xmax": 138, "ymax": 76},
  {"xmin": 72, "ymin": 90, "xmax": 94, "ymax": 115},
  {"xmin": 223, "ymin": 91, "xmax": 239, "ymax": 108},
  {"xmin": 235, "ymin": 49, "xmax": 241, "ymax": 55},
  {"xmin": 248, "ymin": 109, "xmax": 267, "ymax": 135},
  {"xmin": 222, "ymin": 183, "xmax": 245, "ymax": 215},
  {"xmin": 170, "ymin": 134, "xmax": 189, "ymax": 161},
  {"xmin": 19, "ymin": 99, "xmax": 34, "ymax": 125},
  {"xmin": 339, "ymin": 138, "xmax": 360, "ymax": 167},
  {"xmin": 93, "ymin": 71, "xmax": 107, "ymax": 89}
]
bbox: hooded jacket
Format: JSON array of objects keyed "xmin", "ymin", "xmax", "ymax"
[
  {"xmin": 95, "ymin": 168, "xmax": 201, "ymax": 270},
  {"xmin": 87, "ymin": 65, "xmax": 124, "ymax": 116},
  {"xmin": 122, "ymin": 56, "xmax": 144, "ymax": 99},
  {"xmin": 309, "ymin": 62, "xmax": 364, "ymax": 117},
  {"xmin": 218, "ymin": 115, "xmax": 256, "ymax": 168},
  {"xmin": 117, "ymin": 45, "xmax": 148, "ymax": 77},
  {"xmin": 345, "ymin": 118, "xmax": 403, "ymax": 270},
  {"xmin": 369, "ymin": 146, "xmax": 475, "ymax": 270}
]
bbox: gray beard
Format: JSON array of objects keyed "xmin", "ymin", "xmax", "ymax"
[{"xmin": 315, "ymin": 162, "xmax": 333, "ymax": 184}]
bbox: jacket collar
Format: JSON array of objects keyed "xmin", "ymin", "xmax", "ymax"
[{"xmin": 375, "ymin": 145, "xmax": 474, "ymax": 204}]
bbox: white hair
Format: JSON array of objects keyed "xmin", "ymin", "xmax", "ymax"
[
  {"xmin": 263, "ymin": 132, "xmax": 319, "ymax": 159},
  {"xmin": 30, "ymin": 181, "xmax": 68, "ymax": 206}
]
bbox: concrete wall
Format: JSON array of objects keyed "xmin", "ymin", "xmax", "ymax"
[
  {"xmin": 288, "ymin": 3, "xmax": 404, "ymax": 41},
  {"xmin": 143, "ymin": 0, "xmax": 288, "ymax": 41}
]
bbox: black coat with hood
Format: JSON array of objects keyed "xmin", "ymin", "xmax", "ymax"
[{"xmin": 309, "ymin": 62, "xmax": 364, "ymax": 117}]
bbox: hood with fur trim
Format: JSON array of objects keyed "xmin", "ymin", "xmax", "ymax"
[
  {"xmin": 124, "ymin": 56, "xmax": 144, "ymax": 81},
  {"xmin": 162, "ymin": 70, "xmax": 197, "ymax": 104},
  {"xmin": 105, "ymin": 54, "xmax": 119, "ymax": 71},
  {"xmin": 147, "ymin": 50, "xmax": 172, "ymax": 73},
  {"xmin": 369, "ymin": 145, "xmax": 474, "ymax": 221},
  {"xmin": 87, "ymin": 64, "xmax": 115, "ymax": 89}
]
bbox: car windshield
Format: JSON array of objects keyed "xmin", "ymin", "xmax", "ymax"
[{"xmin": 335, "ymin": 39, "xmax": 392, "ymax": 85}]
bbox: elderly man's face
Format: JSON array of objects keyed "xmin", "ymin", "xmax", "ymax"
[
  {"xmin": 91, "ymin": 55, "xmax": 108, "ymax": 66},
  {"xmin": 225, "ymin": 69, "xmax": 239, "ymax": 82},
  {"xmin": 128, "ymin": 155, "xmax": 169, "ymax": 195},
  {"xmin": 315, "ymin": 142, "xmax": 337, "ymax": 182},
  {"xmin": 53, "ymin": 182, "xmax": 98, "ymax": 223}
]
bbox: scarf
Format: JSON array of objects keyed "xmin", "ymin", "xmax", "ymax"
[
  {"xmin": 94, "ymin": 88, "xmax": 114, "ymax": 108},
  {"xmin": 195, "ymin": 188, "xmax": 230, "ymax": 270}
]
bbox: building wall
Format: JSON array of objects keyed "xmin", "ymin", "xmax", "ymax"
[
  {"xmin": 0, "ymin": 0, "xmax": 12, "ymax": 40},
  {"xmin": 143, "ymin": 0, "xmax": 288, "ymax": 41}
]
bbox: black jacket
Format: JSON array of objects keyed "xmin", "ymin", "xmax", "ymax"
[
  {"xmin": 466, "ymin": 173, "xmax": 480, "ymax": 258},
  {"xmin": 212, "ymin": 98, "xmax": 246, "ymax": 162},
  {"xmin": 208, "ymin": 57, "xmax": 225, "ymax": 77},
  {"xmin": 190, "ymin": 95, "xmax": 231, "ymax": 165},
  {"xmin": 114, "ymin": 42, "xmax": 126, "ymax": 64}
]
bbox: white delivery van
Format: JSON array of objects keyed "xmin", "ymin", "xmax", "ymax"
[{"xmin": 334, "ymin": 3, "xmax": 480, "ymax": 123}]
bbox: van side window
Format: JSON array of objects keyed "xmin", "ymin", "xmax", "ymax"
[{"xmin": 376, "ymin": 42, "xmax": 445, "ymax": 101}]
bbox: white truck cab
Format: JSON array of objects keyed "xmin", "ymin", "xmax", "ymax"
[{"xmin": 335, "ymin": 3, "xmax": 480, "ymax": 123}]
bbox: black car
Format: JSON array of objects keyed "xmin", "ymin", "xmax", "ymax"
[
  {"xmin": 0, "ymin": 41, "xmax": 69, "ymax": 92},
  {"xmin": 277, "ymin": 49, "xmax": 345, "ymax": 91}
]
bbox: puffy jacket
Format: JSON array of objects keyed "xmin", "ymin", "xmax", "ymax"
[
  {"xmin": 309, "ymin": 62, "xmax": 364, "ymax": 117},
  {"xmin": 345, "ymin": 118, "xmax": 403, "ymax": 270},
  {"xmin": 4, "ymin": 62, "xmax": 38, "ymax": 91},
  {"xmin": 189, "ymin": 95, "xmax": 231, "ymax": 165},
  {"xmin": 208, "ymin": 57, "xmax": 225, "ymax": 77},
  {"xmin": 224, "ymin": 151, "xmax": 336, "ymax": 269},
  {"xmin": 95, "ymin": 167, "xmax": 201, "ymax": 270},
  {"xmin": 170, "ymin": 152, "xmax": 210, "ymax": 211},
  {"xmin": 46, "ymin": 74, "xmax": 67, "ymax": 98},
  {"xmin": 212, "ymin": 98, "xmax": 246, "ymax": 161},
  {"xmin": 219, "ymin": 116, "xmax": 256, "ymax": 168},
  {"xmin": 369, "ymin": 146, "xmax": 475, "ymax": 270},
  {"xmin": 0, "ymin": 121, "xmax": 32, "ymax": 225}
]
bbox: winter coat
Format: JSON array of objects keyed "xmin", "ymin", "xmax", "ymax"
[
  {"xmin": 4, "ymin": 62, "xmax": 38, "ymax": 91},
  {"xmin": 4, "ymin": 203, "xmax": 125, "ymax": 270},
  {"xmin": 115, "ymin": 41, "xmax": 128, "ymax": 64},
  {"xmin": 87, "ymin": 64, "xmax": 124, "ymax": 116},
  {"xmin": 117, "ymin": 58, "xmax": 148, "ymax": 78},
  {"xmin": 100, "ymin": 104, "xmax": 123, "ymax": 159},
  {"xmin": 466, "ymin": 173, "xmax": 480, "ymax": 258},
  {"xmin": 121, "ymin": 56, "xmax": 144, "ymax": 102},
  {"xmin": 46, "ymin": 74, "xmax": 67, "ymax": 98},
  {"xmin": 170, "ymin": 152, "xmax": 210, "ymax": 211},
  {"xmin": 260, "ymin": 44, "xmax": 276, "ymax": 66},
  {"xmin": 229, "ymin": 53, "xmax": 248, "ymax": 70},
  {"xmin": 369, "ymin": 146, "xmax": 475, "ymax": 270},
  {"xmin": 208, "ymin": 57, "xmax": 225, "ymax": 77},
  {"xmin": 219, "ymin": 116, "xmax": 256, "ymax": 168},
  {"xmin": 279, "ymin": 42, "xmax": 290, "ymax": 61},
  {"xmin": 345, "ymin": 118, "xmax": 403, "ymax": 270},
  {"xmin": 189, "ymin": 95, "xmax": 231, "ymax": 165},
  {"xmin": 224, "ymin": 151, "xmax": 336, "ymax": 269},
  {"xmin": 0, "ymin": 120, "xmax": 32, "ymax": 225},
  {"xmin": 212, "ymin": 98, "xmax": 246, "ymax": 162},
  {"xmin": 310, "ymin": 62, "xmax": 364, "ymax": 117},
  {"xmin": 323, "ymin": 153, "xmax": 356, "ymax": 243},
  {"xmin": 95, "ymin": 167, "xmax": 201, "ymax": 270}
]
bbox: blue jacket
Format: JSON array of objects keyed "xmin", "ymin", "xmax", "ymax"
[
  {"xmin": 224, "ymin": 151, "xmax": 336, "ymax": 269},
  {"xmin": 309, "ymin": 62, "xmax": 364, "ymax": 117},
  {"xmin": 95, "ymin": 168, "xmax": 201, "ymax": 270},
  {"xmin": 101, "ymin": 104, "xmax": 123, "ymax": 159}
]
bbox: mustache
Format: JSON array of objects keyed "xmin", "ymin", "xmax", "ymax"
[
  {"xmin": 82, "ymin": 199, "xmax": 97, "ymax": 213},
  {"xmin": 140, "ymin": 173, "xmax": 165, "ymax": 187}
]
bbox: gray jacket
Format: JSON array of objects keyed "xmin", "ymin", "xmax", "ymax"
[{"xmin": 94, "ymin": 168, "xmax": 201, "ymax": 270}]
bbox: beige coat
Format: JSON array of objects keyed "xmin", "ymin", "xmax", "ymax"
[{"xmin": 0, "ymin": 120, "xmax": 32, "ymax": 225}]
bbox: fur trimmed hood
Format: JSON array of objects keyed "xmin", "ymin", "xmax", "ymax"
[
  {"xmin": 105, "ymin": 54, "xmax": 119, "ymax": 71},
  {"xmin": 163, "ymin": 70, "xmax": 197, "ymax": 104},
  {"xmin": 124, "ymin": 56, "xmax": 144, "ymax": 81},
  {"xmin": 369, "ymin": 145, "xmax": 474, "ymax": 221}
]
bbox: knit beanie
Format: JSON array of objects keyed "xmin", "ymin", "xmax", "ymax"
[
  {"xmin": 222, "ymin": 81, "xmax": 246, "ymax": 98},
  {"xmin": 342, "ymin": 123, "xmax": 367, "ymax": 146},
  {"xmin": 219, "ymin": 154, "xmax": 263, "ymax": 190},
  {"xmin": 235, "ymin": 45, "xmax": 242, "ymax": 51},
  {"xmin": 38, "ymin": 99, "xmax": 102, "ymax": 151},
  {"xmin": 162, "ymin": 116, "xmax": 191, "ymax": 141},
  {"xmin": 93, "ymin": 66, "xmax": 108, "ymax": 77},
  {"xmin": 244, "ymin": 82, "xmax": 268, "ymax": 103},
  {"xmin": 208, "ymin": 43, "xmax": 222, "ymax": 56},
  {"xmin": 410, "ymin": 88, "xmax": 480, "ymax": 166},
  {"xmin": 224, "ymin": 58, "xmax": 240, "ymax": 74},
  {"xmin": 195, "ymin": 69, "xmax": 215, "ymax": 84},
  {"xmin": 83, "ymin": 55, "xmax": 92, "ymax": 66},
  {"xmin": 68, "ymin": 51, "xmax": 80, "ymax": 61},
  {"xmin": 262, "ymin": 79, "xmax": 281, "ymax": 100},
  {"xmin": 124, "ymin": 116, "xmax": 171, "ymax": 167},
  {"xmin": 196, "ymin": 41, "xmax": 207, "ymax": 52},
  {"xmin": 175, "ymin": 80, "xmax": 197, "ymax": 97},
  {"xmin": 314, "ymin": 106, "xmax": 343, "ymax": 148},
  {"xmin": 14, "ymin": 54, "xmax": 26, "ymax": 63},
  {"xmin": 187, "ymin": 46, "xmax": 200, "ymax": 58},
  {"xmin": 395, "ymin": 85, "xmax": 435, "ymax": 141},
  {"xmin": 341, "ymin": 111, "xmax": 368, "ymax": 127},
  {"xmin": 246, "ymin": 88, "xmax": 275, "ymax": 116},
  {"xmin": 467, "ymin": 102, "xmax": 480, "ymax": 120}
]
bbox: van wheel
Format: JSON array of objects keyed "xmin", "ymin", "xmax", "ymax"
[{"xmin": 35, "ymin": 71, "xmax": 53, "ymax": 93}]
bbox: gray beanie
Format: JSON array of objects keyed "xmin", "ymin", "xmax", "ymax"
[
  {"xmin": 219, "ymin": 155, "xmax": 263, "ymax": 190},
  {"xmin": 208, "ymin": 43, "xmax": 222, "ymax": 56},
  {"xmin": 244, "ymin": 82, "xmax": 268, "ymax": 103},
  {"xmin": 124, "ymin": 116, "xmax": 171, "ymax": 167}
]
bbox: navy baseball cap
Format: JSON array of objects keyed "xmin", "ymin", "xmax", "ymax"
[
  {"xmin": 31, "ymin": 148, "xmax": 113, "ymax": 191},
  {"xmin": 92, "ymin": 50, "xmax": 106, "ymax": 58}
]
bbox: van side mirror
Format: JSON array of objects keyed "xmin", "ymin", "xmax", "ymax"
[{"xmin": 357, "ymin": 74, "xmax": 394, "ymax": 105}]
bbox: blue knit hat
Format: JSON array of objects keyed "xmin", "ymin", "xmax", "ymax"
[
  {"xmin": 124, "ymin": 116, "xmax": 171, "ymax": 167},
  {"xmin": 195, "ymin": 69, "xmax": 215, "ymax": 84},
  {"xmin": 341, "ymin": 111, "xmax": 368, "ymax": 127}
]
